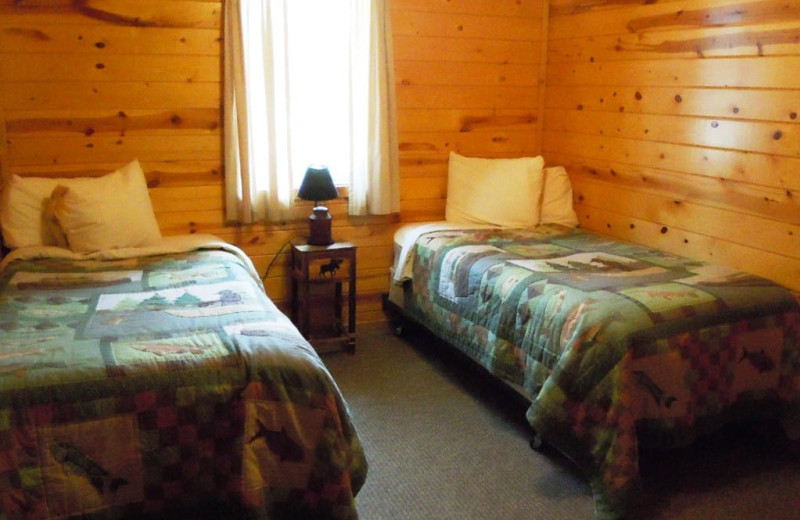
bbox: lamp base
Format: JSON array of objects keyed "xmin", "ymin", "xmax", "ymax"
[{"xmin": 307, "ymin": 206, "xmax": 333, "ymax": 246}]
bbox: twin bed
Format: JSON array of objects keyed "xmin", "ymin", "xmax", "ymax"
[
  {"xmin": 0, "ymin": 162, "xmax": 367, "ymax": 519},
  {"xmin": 387, "ymin": 153, "xmax": 800, "ymax": 519}
]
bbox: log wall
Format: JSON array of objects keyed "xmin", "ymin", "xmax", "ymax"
[{"xmin": 543, "ymin": 0, "xmax": 800, "ymax": 291}]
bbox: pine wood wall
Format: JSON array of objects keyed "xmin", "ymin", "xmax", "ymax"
[
  {"xmin": 392, "ymin": 0, "xmax": 548, "ymax": 222},
  {"xmin": 0, "ymin": 0, "xmax": 549, "ymax": 323},
  {"xmin": 543, "ymin": 0, "xmax": 800, "ymax": 291},
  {"xmin": 2, "ymin": 0, "xmax": 797, "ymax": 323}
]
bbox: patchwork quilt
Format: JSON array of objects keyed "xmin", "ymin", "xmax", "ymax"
[
  {"xmin": 403, "ymin": 225, "xmax": 800, "ymax": 519},
  {"xmin": 0, "ymin": 240, "xmax": 366, "ymax": 519}
]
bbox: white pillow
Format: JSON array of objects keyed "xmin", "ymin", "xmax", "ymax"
[
  {"xmin": 540, "ymin": 166, "xmax": 579, "ymax": 227},
  {"xmin": 0, "ymin": 174, "xmax": 99, "ymax": 249},
  {"xmin": 50, "ymin": 160, "xmax": 162, "ymax": 253},
  {"xmin": 445, "ymin": 152, "xmax": 545, "ymax": 227}
]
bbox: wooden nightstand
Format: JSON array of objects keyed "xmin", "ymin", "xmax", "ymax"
[{"xmin": 290, "ymin": 242, "xmax": 356, "ymax": 353}]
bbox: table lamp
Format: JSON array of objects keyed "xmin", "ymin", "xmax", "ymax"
[{"xmin": 297, "ymin": 165, "xmax": 339, "ymax": 246}]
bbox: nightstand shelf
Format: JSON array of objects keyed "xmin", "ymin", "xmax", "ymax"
[{"xmin": 290, "ymin": 242, "xmax": 356, "ymax": 354}]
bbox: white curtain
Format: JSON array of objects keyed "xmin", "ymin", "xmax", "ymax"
[{"xmin": 224, "ymin": 0, "xmax": 400, "ymax": 224}]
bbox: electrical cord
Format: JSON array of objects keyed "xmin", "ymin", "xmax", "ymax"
[{"xmin": 262, "ymin": 236, "xmax": 302, "ymax": 280}]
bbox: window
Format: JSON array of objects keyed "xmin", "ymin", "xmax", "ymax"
[{"xmin": 224, "ymin": 0, "xmax": 399, "ymax": 224}]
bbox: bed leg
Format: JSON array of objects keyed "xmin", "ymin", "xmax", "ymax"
[{"xmin": 529, "ymin": 433, "xmax": 544, "ymax": 451}]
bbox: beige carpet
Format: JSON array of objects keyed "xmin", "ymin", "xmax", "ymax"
[{"xmin": 323, "ymin": 322, "xmax": 800, "ymax": 520}]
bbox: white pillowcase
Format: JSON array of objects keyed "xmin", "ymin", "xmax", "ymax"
[
  {"xmin": 49, "ymin": 160, "xmax": 162, "ymax": 253},
  {"xmin": 445, "ymin": 152, "xmax": 545, "ymax": 227},
  {"xmin": 540, "ymin": 166, "xmax": 579, "ymax": 227}
]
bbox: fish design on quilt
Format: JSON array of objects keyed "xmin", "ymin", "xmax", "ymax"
[
  {"xmin": 248, "ymin": 420, "xmax": 305, "ymax": 463},
  {"xmin": 739, "ymin": 348, "xmax": 776, "ymax": 373},
  {"xmin": 633, "ymin": 370, "xmax": 677, "ymax": 408},
  {"xmin": 50, "ymin": 441, "xmax": 129, "ymax": 494}
]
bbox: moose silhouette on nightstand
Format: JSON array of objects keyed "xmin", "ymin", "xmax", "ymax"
[{"xmin": 319, "ymin": 258, "xmax": 343, "ymax": 278}]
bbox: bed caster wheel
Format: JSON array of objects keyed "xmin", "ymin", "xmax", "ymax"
[
  {"xmin": 529, "ymin": 434, "xmax": 544, "ymax": 451},
  {"xmin": 393, "ymin": 324, "xmax": 405, "ymax": 337}
]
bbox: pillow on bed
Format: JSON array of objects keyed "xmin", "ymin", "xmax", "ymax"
[
  {"xmin": 49, "ymin": 160, "xmax": 162, "ymax": 253},
  {"xmin": 0, "ymin": 174, "xmax": 97, "ymax": 249},
  {"xmin": 540, "ymin": 166, "xmax": 579, "ymax": 227},
  {"xmin": 445, "ymin": 152, "xmax": 545, "ymax": 227}
]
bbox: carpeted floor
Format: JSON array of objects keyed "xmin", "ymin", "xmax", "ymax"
[{"xmin": 323, "ymin": 321, "xmax": 800, "ymax": 520}]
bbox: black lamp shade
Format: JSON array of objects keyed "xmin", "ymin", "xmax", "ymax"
[
  {"xmin": 297, "ymin": 165, "xmax": 339, "ymax": 246},
  {"xmin": 297, "ymin": 165, "xmax": 339, "ymax": 204}
]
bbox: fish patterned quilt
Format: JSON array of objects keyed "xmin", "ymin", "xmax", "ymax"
[
  {"xmin": 0, "ymin": 240, "xmax": 367, "ymax": 519},
  {"xmin": 403, "ymin": 225, "xmax": 800, "ymax": 519}
]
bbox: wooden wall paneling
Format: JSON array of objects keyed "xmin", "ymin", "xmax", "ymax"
[
  {"xmin": 0, "ymin": 0, "xmax": 547, "ymax": 324},
  {"xmin": 5, "ymin": 108, "xmax": 221, "ymax": 138},
  {"xmin": 0, "ymin": 23, "xmax": 222, "ymax": 56},
  {"xmin": 573, "ymin": 203, "xmax": 800, "ymax": 288},
  {"xmin": 547, "ymin": 57, "xmax": 800, "ymax": 89},
  {"xmin": 545, "ymin": 151, "xmax": 800, "ymax": 226},
  {"xmin": 545, "ymin": 86, "xmax": 800, "ymax": 124},
  {"xmin": 392, "ymin": 9, "xmax": 539, "ymax": 41},
  {"xmin": 0, "ymin": 1, "xmax": 223, "ymax": 29},
  {"xmin": 390, "ymin": 0, "xmax": 542, "ymax": 17},
  {"xmin": 545, "ymin": 107, "xmax": 800, "ymax": 159},
  {"xmin": 393, "ymin": 36, "xmax": 541, "ymax": 63},
  {"xmin": 1, "ymin": 82, "xmax": 221, "ymax": 111},
  {"xmin": 548, "ymin": 25, "xmax": 800, "ymax": 62},
  {"xmin": 574, "ymin": 178, "xmax": 800, "ymax": 258},
  {"xmin": 392, "ymin": 0, "xmax": 547, "ymax": 233},
  {"xmin": 397, "ymin": 108, "xmax": 539, "ymax": 133},
  {"xmin": 543, "ymin": 131, "xmax": 800, "ymax": 194},
  {"xmin": 543, "ymin": 0, "xmax": 800, "ymax": 291},
  {"xmin": 397, "ymin": 85, "xmax": 541, "ymax": 110},
  {"xmin": 7, "ymin": 134, "xmax": 222, "ymax": 166},
  {"xmin": 0, "ymin": 54, "xmax": 220, "ymax": 83},
  {"xmin": 547, "ymin": 0, "xmax": 796, "ymax": 38}
]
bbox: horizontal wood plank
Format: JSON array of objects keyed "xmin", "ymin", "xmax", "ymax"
[
  {"xmin": 545, "ymin": 152, "xmax": 800, "ymax": 225},
  {"xmin": 6, "ymin": 108, "xmax": 220, "ymax": 136},
  {"xmin": 392, "ymin": 9, "xmax": 542, "ymax": 41},
  {"xmin": 544, "ymin": 107, "xmax": 800, "ymax": 157},
  {"xmin": 390, "ymin": 0, "xmax": 543, "ymax": 18},
  {"xmin": 0, "ymin": 23, "xmax": 221, "ymax": 56},
  {"xmin": 0, "ymin": 53, "xmax": 220, "ymax": 82},
  {"xmin": 1, "ymin": 81, "xmax": 221, "ymax": 110},
  {"xmin": 0, "ymin": 1, "xmax": 222, "ymax": 29},
  {"xmin": 395, "ymin": 60, "xmax": 540, "ymax": 87},
  {"xmin": 542, "ymin": 131, "xmax": 800, "ymax": 191},
  {"xmin": 547, "ymin": 56, "xmax": 800, "ymax": 88},
  {"xmin": 393, "ymin": 35, "xmax": 542, "ymax": 63},
  {"xmin": 544, "ymin": 85, "xmax": 800, "ymax": 123}
]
